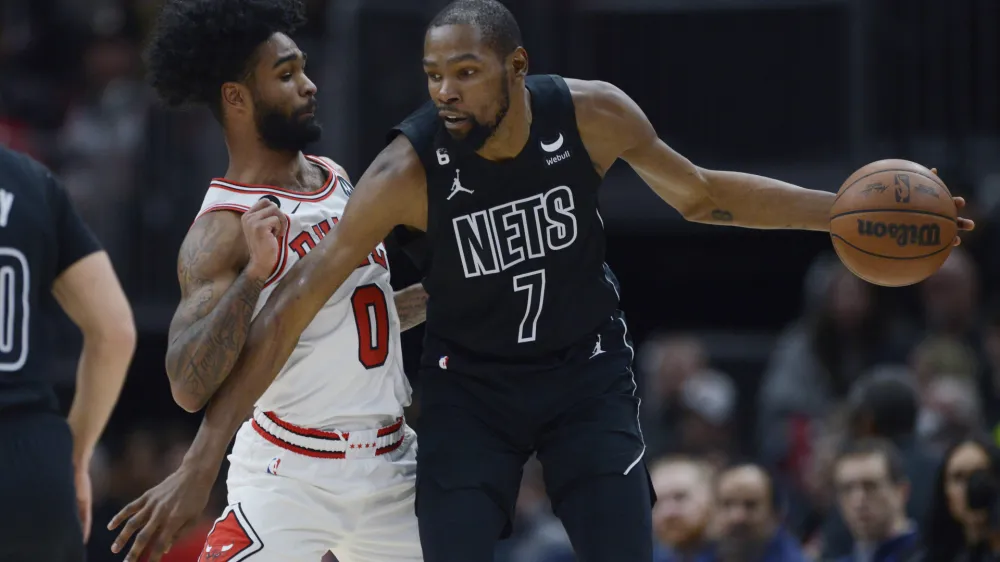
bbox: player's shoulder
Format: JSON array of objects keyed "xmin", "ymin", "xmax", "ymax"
[
  {"xmin": 565, "ymin": 78, "xmax": 654, "ymax": 153},
  {"xmin": 564, "ymin": 78, "xmax": 635, "ymax": 122},
  {"xmin": 0, "ymin": 146, "xmax": 70, "ymax": 216},
  {"xmin": 388, "ymin": 101, "xmax": 438, "ymax": 155},
  {"xmin": 0, "ymin": 146, "xmax": 54, "ymax": 195}
]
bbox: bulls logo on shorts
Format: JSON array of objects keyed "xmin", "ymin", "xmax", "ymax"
[{"xmin": 199, "ymin": 504, "xmax": 263, "ymax": 562}]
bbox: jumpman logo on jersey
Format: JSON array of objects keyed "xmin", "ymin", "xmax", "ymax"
[
  {"xmin": 447, "ymin": 169, "xmax": 474, "ymax": 200},
  {"xmin": 590, "ymin": 334, "xmax": 605, "ymax": 359}
]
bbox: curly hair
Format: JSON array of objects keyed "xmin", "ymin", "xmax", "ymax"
[{"xmin": 144, "ymin": 0, "xmax": 307, "ymax": 119}]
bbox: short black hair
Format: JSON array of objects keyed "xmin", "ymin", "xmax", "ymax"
[
  {"xmin": 847, "ymin": 369, "xmax": 920, "ymax": 439},
  {"xmin": 834, "ymin": 438, "xmax": 907, "ymax": 484},
  {"xmin": 428, "ymin": 0, "xmax": 523, "ymax": 59},
  {"xmin": 717, "ymin": 461, "xmax": 784, "ymax": 514},
  {"xmin": 144, "ymin": 0, "xmax": 307, "ymax": 119}
]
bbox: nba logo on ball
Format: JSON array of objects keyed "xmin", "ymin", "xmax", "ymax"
[{"xmin": 829, "ymin": 159, "xmax": 957, "ymax": 287}]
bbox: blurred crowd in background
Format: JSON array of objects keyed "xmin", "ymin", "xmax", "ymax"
[{"xmin": 6, "ymin": 0, "xmax": 1000, "ymax": 561}]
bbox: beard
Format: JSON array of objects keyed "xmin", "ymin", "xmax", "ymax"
[
  {"xmin": 437, "ymin": 72, "xmax": 511, "ymax": 153},
  {"xmin": 254, "ymin": 93, "xmax": 322, "ymax": 153}
]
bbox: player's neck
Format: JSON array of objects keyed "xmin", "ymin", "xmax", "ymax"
[
  {"xmin": 476, "ymin": 85, "xmax": 531, "ymax": 162},
  {"xmin": 225, "ymin": 136, "xmax": 312, "ymax": 190}
]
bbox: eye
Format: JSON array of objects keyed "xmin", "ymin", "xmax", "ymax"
[
  {"xmin": 427, "ymin": 73, "xmax": 442, "ymax": 82},
  {"xmin": 460, "ymin": 68, "xmax": 476, "ymax": 77},
  {"xmin": 281, "ymin": 72, "xmax": 293, "ymax": 81}
]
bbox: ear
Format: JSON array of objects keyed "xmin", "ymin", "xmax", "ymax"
[
  {"xmin": 511, "ymin": 47, "xmax": 528, "ymax": 78},
  {"xmin": 221, "ymin": 82, "xmax": 250, "ymax": 114}
]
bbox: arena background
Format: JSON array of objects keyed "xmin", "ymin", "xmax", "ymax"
[{"xmin": 3, "ymin": 0, "xmax": 999, "ymax": 560}]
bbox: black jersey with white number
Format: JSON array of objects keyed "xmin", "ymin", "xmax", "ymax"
[
  {"xmin": 390, "ymin": 74, "xmax": 624, "ymax": 372},
  {"xmin": 0, "ymin": 147, "xmax": 101, "ymax": 413}
]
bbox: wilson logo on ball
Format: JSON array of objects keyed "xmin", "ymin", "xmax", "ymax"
[{"xmin": 856, "ymin": 220, "xmax": 941, "ymax": 247}]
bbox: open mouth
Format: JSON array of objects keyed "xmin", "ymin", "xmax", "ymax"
[{"xmin": 439, "ymin": 111, "xmax": 469, "ymax": 126}]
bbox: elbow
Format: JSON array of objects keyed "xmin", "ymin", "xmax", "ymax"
[
  {"xmin": 676, "ymin": 167, "xmax": 721, "ymax": 223},
  {"xmin": 163, "ymin": 352, "xmax": 208, "ymax": 413},
  {"xmin": 85, "ymin": 314, "xmax": 138, "ymax": 359},
  {"xmin": 172, "ymin": 388, "xmax": 207, "ymax": 413}
]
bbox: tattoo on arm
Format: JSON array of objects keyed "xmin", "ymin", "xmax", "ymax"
[
  {"xmin": 711, "ymin": 209, "xmax": 734, "ymax": 222},
  {"xmin": 394, "ymin": 283, "xmax": 428, "ymax": 332},
  {"xmin": 165, "ymin": 219, "xmax": 264, "ymax": 410}
]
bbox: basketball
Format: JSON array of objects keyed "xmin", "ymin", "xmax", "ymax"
[{"xmin": 829, "ymin": 159, "xmax": 957, "ymax": 287}]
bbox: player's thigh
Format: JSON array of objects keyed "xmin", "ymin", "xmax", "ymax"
[
  {"xmin": 552, "ymin": 463, "xmax": 655, "ymax": 562},
  {"xmin": 209, "ymin": 477, "xmax": 335, "ymax": 562},
  {"xmin": 0, "ymin": 413, "xmax": 83, "ymax": 562},
  {"xmin": 417, "ymin": 478, "xmax": 510, "ymax": 562},
  {"xmin": 415, "ymin": 404, "xmax": 528, "ymax": 560},
  {"xmin": 340, "ymin": 429, "xmax": 422, "ymax": 562},
  {"xmin": 535, "ymin": 367, "xmax": 646, "ymax": 502}
]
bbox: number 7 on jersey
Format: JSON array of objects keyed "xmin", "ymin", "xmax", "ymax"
[{"xmin": 513, "ymin": 269, "xmax": 545, "ymax": 343}]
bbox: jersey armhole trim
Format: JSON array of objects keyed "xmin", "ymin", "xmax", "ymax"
[
  {"xmin": 192, "ymin": 203, "xmax": 251, "ymax": 228},
  {"xmin": 552, "ymin": 75, "xmax": 607, "ymax": 184}
]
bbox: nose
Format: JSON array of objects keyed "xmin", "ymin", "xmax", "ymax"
[
  {"xmin": 301, "ymin": 74, "xmax": 317, "ymax": 98},
  {"xmin": 435, "ymin": 78, "xmax": 460, "ymax": 105}
]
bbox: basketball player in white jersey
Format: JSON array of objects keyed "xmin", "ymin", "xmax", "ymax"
[{"xmin": 107, "ymin": 1, "xmax": 426, "ymax": 561}]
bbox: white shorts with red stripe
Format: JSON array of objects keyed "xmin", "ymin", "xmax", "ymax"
[{"xmin": 200, "ymin": 411, "xmax": 421, "ymax": 562}]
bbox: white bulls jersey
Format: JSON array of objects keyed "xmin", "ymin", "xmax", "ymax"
[{"xmin": 195, "ymin": 155, "xmax": 411, "ymax": 430}]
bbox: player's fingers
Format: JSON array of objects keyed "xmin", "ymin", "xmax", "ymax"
[
  {"xmin": 108, "ymin": 496, "xmax": 145, "ymax": 530},
  {"xmin": 81, "ymin": 502, "xmax": 92, "ymax": 543},
  {"xmin": 249, "ymin": 198, "xmax": 277, "ymax": 213},
  {"xmin": 953, "ymin": 236, "xmax": 962, "ymax": 247},
  {"xmin": 148, "ymin": 515, "xmax": 194, "ymax": 562},
  {"xmin": 124, "ymin": 509, "xmax": 165, "ymax": 562},
  {"xmin": 953, "ymin": 196, "xmax": 966, "ymax": 209},
  {"xmin": 257, "ymin": 215, "xmax": 283, "ymax": 236},
  {"xmin": 276, "ymin": 212, "xmax": 289, "ymax": 237},
  {"xmin": 958, "ymin": 218, "xmax": 975, "ymax": 231},
  {"xmin": 110, "ymin": 504, "xmax": 151, "ymax": 553},
  {"xmin": 931, "ymin": 167, "xmax": 939, "ymax": 176}
]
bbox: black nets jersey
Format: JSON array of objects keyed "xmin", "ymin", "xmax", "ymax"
[
  {"xmin": 390, "ymin": 75, "xmax": 626, "ymax": 373},
  {"xmin": 0, "ymin": 147, "xmax": 101, "ymax": 412}
]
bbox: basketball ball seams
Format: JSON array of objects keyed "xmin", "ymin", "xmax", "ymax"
[
  {"xmin": 830, "ymin": 208, "xmax": 957, "ymax": 222},
  {"xmin": 830, "ymin": 233, "xmax": 953, "ymax": 261},
  {"xmin": 833, "ymin": 168, "xmax": 951, "ymax": 206}
]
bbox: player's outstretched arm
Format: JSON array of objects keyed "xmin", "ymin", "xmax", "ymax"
[
  {"xmin": 106, "ymin": 136, "xmax": 427, "ymax": 562},
  {"xmin": 570, "ymin": 79, "xmax": 834, "ymax": 231},
  {"xmin": 395, "ymin": 282, "xmax": 428, "ymax": 332},
  {"xmin": 164, "ymin": 201, "xmax": 285, "ymax": 412}
]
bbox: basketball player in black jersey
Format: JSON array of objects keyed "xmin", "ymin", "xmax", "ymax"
[
  {"xmin": 0, "ymin": 146, "xmax": 135, "ymax": 560},
  {"xmin": 111, "ymin": 0, "xmax": 973, "ymax": 560}
]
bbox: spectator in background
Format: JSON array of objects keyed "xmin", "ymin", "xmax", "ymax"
[
  {"xmin": 640, "ymin": 334, "xmax": 708, "ymax": 457},
  {"xmin": 640, "ymin": 335, "xmax": 737, "ymax": 465},
  {"xmin": 979, "ymin": 302, "xmax": 1000, "ymax": 436},
  {"xmin": 712, "ymin": 463, "xmax": 808, "ymax": 562},
  {"xmin": 758, "ymin": 255, "xmax": 913, "ymax": 541},
  {"xmin": 920, "ymin": 437, "xmax": 1000, "ymax": 562},
  {"xmin": 757, "ymin": 256, "xmax": 911, "ymax": 492},
  {"xmin": 830, "ymin": 439, "xmax": 922, "ymax": 562},
  {"xmin": 919, "ymin": 375, "xmax": 984, "ymax": 454},
  {"xmin": 916, "ymin": 249, "xmax": 995, "ymax": 425},
  {"xmin": 650, "ymin": 456, "xmax": 717, "ymax": 562}
]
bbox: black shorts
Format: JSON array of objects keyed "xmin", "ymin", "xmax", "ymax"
[
  {"xmin": 0, "ymin": 409, "xmax": 84, "ymax": 562},
  {"xmin": 414, "ymin": 314, "xmax": 651, "ymax": 536}
]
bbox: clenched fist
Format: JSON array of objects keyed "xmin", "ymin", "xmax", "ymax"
[{"xmin": 242, "ymin": 198, "xmax": 288, "ymax": 281}]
